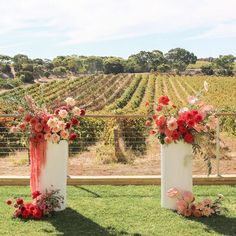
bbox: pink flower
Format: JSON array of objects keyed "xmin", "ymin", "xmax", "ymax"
[
  {"xmin": 35, "ymin": 123, "xmax": 43, "ymax": 133},
  {"xmin": 18, "ymin": 106, "xmax": 24, "ymax": 113},
  {"xmin": 19, "ymin": 123, "xmax": 27, "ymax": 130},
  {"xmin": 65, "ymin": 97, "xmax": 76, "ymax": 106},
  {"xmin": 164, "ymin": 136, "xmax": 173, "ymax": 144},
  {"xmin": 188, "ymin": 96, "xmax": 199, "ymax": 105},
  {"xmin": 44, "ymin": 133, "xmax": 52, "ymax": 141},
  {"xmin": 176, "ymin": 199, "xmax": 187, "ymax": 212},
  {"xmin": 72, "ymin": 107, "xmax": 81, "ymax": 116},
  {"xmin": 183, "ymin": 208, "xmax": 192, "ymax": 217},
  {"xmin": 203, "ymin": 198, "xmax": 212, "ymax": 206},
  {"xmin": 195, "ymin": 202, "xmax": 205, "ymax": 211},
  {"xmin": 178, "ymin": 107, "xmax": 189, "ymax": 115},
  {"xmin": 207, "ymin": 115, "xmax": 217, "ymax": 129},
  {"xmin": 10, "ymin": 126, "xmax": 19, "ymax": 134},
  {"xmin": 193, "ymin": 209, "xmax": 202, "ymax": 217},
  {"xmin": 51, "ymin": 133, "xmax": 60, "ymax": 143},
  {"xmin": 202, "ymin": 207, "xmax": 214, "ymax": 217},
  {"xmin": 47, "ymin": 118, "xmax": 58, "ymax": 128},
  {"xmin": 58, "ymin": 109, "xmax": 68, "ymax": 118},
  {"xmin": 52, "ymin": 126, "xmax": 61, "ymax": 133},
  {"xmin": 182, "ymin": 191, "xmax": 194, "ymax": 203},
  {"xmin": 167, "ymin": 188, "xmax": 179, "ymax": 198},
  {"xmin": 167, "ymin": 117, "xmax": 178, "ymax": 131},
  {"xmin": 60, "ymin": 130, "xmax": 69, "ymax": 140}
]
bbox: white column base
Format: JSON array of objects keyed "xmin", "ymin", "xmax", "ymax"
[
  {"xmin": 161, "ymin": 141, "xmax": 193, "ymax": 210},
  {"xmin": 39, "ymin": 140, "xmax": 68, "ymax": 211}
]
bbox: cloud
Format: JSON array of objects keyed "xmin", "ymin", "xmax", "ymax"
[{"xmin": 0, "ymin": 0, "xmax": 235, "ymax": 46}]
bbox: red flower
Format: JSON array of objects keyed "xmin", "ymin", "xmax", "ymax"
[
  {"xmin": 6, "ymin": 199, "xmax": 12, "ymax": 205},
  {"xmin": 179, "ymin": 125, "xmax": 187, "ymax": 134},
  {"xmin": 79, "ymin": 109, "xmax": 86, "ymax": 116},
  {"xmin": 32, "ymin": 208, "xmax": 43, "ymax": 220},
  {"xmin": 158, "ymin": 96, "xmax": 170, "ymax": 105},
  {"xmin": 30, "ymin": 118, "xmax": 38, "ymax": 125},
  {"xmin": 152, "ymin": 115, "xmax": 157, "ymax": 120},
  {"xmin": 65, "ymin": 122, "xmax": 71, "ymax": 129},
  {"xmin": 145, "ymin": 120, "xmax": 151, "ymax": 126},
  {"xmin": 149, "ymin": 130, "xmax": 156, "ymax": 135},
  {"xmin": 36, "ymin": 133, "xmax": 44, "ymax": 141},
  {"xmin": 71, "ymin": 117, "xmax": 79, "ymax": 126},
  {"xmin": 190, "ymin": 110, "xmax": 198, "ymax": 116},
  {"xmin": 177, "ymin": 118, "xmax": 185, "ymax": 127},
  {"xmin": 172, "ymin": 104, "xmax": 177, "ymax": 108},
  {"xmin": 172, "ymin": 130, "xmax": 180, "ymax": 141},
  {"xmin": 69, "ymin": 132, "xmax": 77, "ymax": 141},
  {"xmin": 145, "ymin": 101, "xmax": 149, "ymax": 106},
  {"xmin": 35, "ymin": 123, "xmax": 43, "ymax": 133},
  {"xmin": 44, "ymin": 125, "xmax": 51, "ymax": 133},
  {"xmin": 16, "ymin": 198, "xmax": 24, "ymax": 205},
  {"xmin": 22, "ymin": 209, "xmax": 31, "ymax": 219},
  {"xmin": 156, "ymin": 105, "xmax": 163, "ymax": 112},
  {"xmin": 184, "ymin": 133, "xmax": 194, "ymax": 144},
  {"xmin": 194, "ymin": 114, "xmax": 203, "ymax": 123},
  {"xmin": 186, "ymin": 119, "xmax": 195, "ymax": 128},
  {"xmin": 184, "ymin": 112, "xmax": 194, "ymax": 121},
  {"xmin": 24, "ymin": 114, "xmax": 32, "ymax": 123},
  {"xmin": 32, "ymin": 191, "xmax": 41, "ymax": 199},
  {"xmin": 15, "ymin": 209, "xmax": 21, "ymax": 217},
  {"xmin": 156, "ymin": 115, "xmax": 166, "ymax": 126}
]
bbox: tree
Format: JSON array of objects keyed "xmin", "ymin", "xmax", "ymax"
[
  {"xmin": 214, "ymin": 55, "xmax": 235, "ymax": 76},
  {"xmin": 165, "ymin": 48, "xmax": 197, "ymax": 71},
  {"xmin": 64, "ymin": 56, "xmax": 83, "ymax": 74},
  {"xmin": 201, "ymin": 64, "xmax": 214, "ymax": 75},
  {"xmin": 84, "ymin": 56, "xmax": 103, "ymax": 73},
  {"xmin": 52, "ymin": 66, "xmax": 67, "ymax": 77},
  {"xmin": 18, "ymin": 71, "xmax": 34, "ymax": 83},
  {"xmin": 104, "ymin": 58, "xmax": 124, "ymax": 74},
  {"xmin": 157, "ymin": 63, "xmax": 171, "ymax": 73}
]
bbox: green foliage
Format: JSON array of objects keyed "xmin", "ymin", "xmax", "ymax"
[
  {"xmin": 214, "ymin": 55, "xmax": 235, "ymax": 76},
  {"xmin": 201, "ymin": 64, "xmax": 214, "ymax": 75},
  {"xmin": 52, "ymin": 66, "xmax": 67, "ymax": 77},
  {"xmin": 104, "ymin": 58, "xmax": 124, "ymax": 74},
  {"xmin": 18, "ymin": 71, "xmax": 34, "ymax": 83},
  {"xmin": 0, "ymin": 64, "xmax": 11, "ymax": 74},
  {"xmin": 0, "ymin": 78, "xmax": 22, "ymax": 89},
  {"xmin": 157, "ymin": 63, "xmax": 171, "ymax": 72}
]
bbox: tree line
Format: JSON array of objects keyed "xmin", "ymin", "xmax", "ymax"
[{"xmin": 0, "ymin": 48, "xmax": 235, "ymax": 85}]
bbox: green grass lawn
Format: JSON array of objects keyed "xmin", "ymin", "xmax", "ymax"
[{"xmin": 0, "ymin": 185, "xmax": 235, "ymax": 236}]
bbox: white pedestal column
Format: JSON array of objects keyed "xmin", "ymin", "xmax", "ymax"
[
  {"xmin": 161, "ymin": 141, "xmax": 192, "ymax": 210},
  {"xmin": 39, "ymin": 140, "xmax": 68, "ymax": 211}
]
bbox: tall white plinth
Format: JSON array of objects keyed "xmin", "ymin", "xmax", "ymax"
[
  {"xmin": 39, "ymin": 140, "xmax": 68, "ymax": 211},
  {"xmin": 161, "ymin": 141, "xmax": 193, "ymax": 210}
]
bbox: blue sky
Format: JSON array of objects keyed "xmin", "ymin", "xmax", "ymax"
[{"xmin": 0, "ymin": 0, "xmax": 235, "ymax": 59}]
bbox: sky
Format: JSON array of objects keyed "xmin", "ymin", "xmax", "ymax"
[{"xmin": 0, "ymin": 0, "xmax": 235, "ymax": 59}]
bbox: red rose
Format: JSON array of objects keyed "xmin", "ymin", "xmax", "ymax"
[
  {"xmin": 184, "ymin": 112, "xmax": 193, "ymax": 121},
  {"xmin": 190, "ymin": 110, "xmax": 198, "ymax": 116},
  {"xmin": 177, "ymin": 118, "xmax": 185, "ymax": 126},
  {"xmin": 186, "ymin": 119, "xmax": 195, "ymax": 128},
  {"xmin": 65, "ymin": 122, "xmax": 71, "ymax": 129},
  {"xmin": 152, "ymin": 115, "xmax": 157, "ymax": 120},
  {"xmin": 178, "ymin": 125, "xmax": 187, "ymax": 134},
  {"xmin": 44, "ymin": 125, "xmax": 51, "ymax": 133},
  {"xmin": 158, "ymin": 96, "xmax": 169, "ymax": 105},
  {"xmin": 24, "ymin": 113, "xmax": 32, "ymax": 123},
  {"xmin": 156, "ymin": 105, "xmax": 163, "ymax": 111},
  {"xmin": 71, "ymin": 117, "xmax": 79, "ymax": 126},
  {"xmin": 15, "ymin": 209, "xmax": 21, "ymax": 217},
  {"xmin": 35, "ymin": 123, "xmax": 43, "ymax": 133},
  {"xmin": 194, "ymin": 114, "xmax": 203, "ymax": 123},
  {"xmin": 30, "ymin": 117, "xmax": 38, "ymax": 125},
  {"xmin": 69, "ymin": 132, "xmax": 77, "ymax": 141},
  {"xmin": 36, "ymin": 133, "xmax": 44, "ymax": 141},
  {"xmin": 32, "ymin": 209, "xmax": 43, "ymax": 220},
  {"xmin": 6, "ymin": 199, "xmax": 12, "ymax": 205},
  {"xmin": 172, "ymin": 130, "xmax": 180, "ymax": 141},
  {"xmin": 22, "ymin": 209, "xmax": 31, "ymax": 219},
  {"xmin": 16, "ymin": 198, "xmax": 24, "ymax": 205},
  {"xmin": 184, "ymin": 133, "xmax": 194, "ymax": 144},
  {"xmin": 145, "ymin": 120, "xmax": 151, "ymax": 126},
  {"xmin": 79, "ymin": 109, "xmax": 85, "ymax": 116},
  {"xmin": 32, "ymin": 191, "xmax": 41, "ymax": 199}
]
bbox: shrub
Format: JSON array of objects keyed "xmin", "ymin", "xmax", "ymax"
[{"xmin": 201, "ymin": 64, "xmax": 214, "ymax": 75}]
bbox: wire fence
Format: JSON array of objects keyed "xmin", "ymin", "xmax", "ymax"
[{"xmin": 0, "ymin": 114, "xmax": 235, "ymax": 176}]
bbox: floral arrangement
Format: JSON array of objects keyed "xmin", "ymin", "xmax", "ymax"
[
  {"xmin": 6, "ymin": 189, "xmax": 63, "ymax": 220},
  {"xmin": 146, "ymin": 81, "xmax": 217, "ymax": 173},
  {"xmin": 10, "ymin": 96, "xmax": 85, "ymax": 143},
  {"xmin": 167, "ymin": 188, "xmax": 225, "ymax": 217}
]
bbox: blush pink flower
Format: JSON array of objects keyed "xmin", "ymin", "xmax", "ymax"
[
  {"xmin": 51, "ymin": 133, "xmax": 60, "ymax": 143},
  {"xmin": 72, "ymin": 107, "xmax": 81, "ymax": 116},
  {"xmin": 65, "ymin": 97, "xmax": 76, "ymax": 106},
  {"xmin": 10, "ymin": 126, "xmax": 19, "ymax": 133},
  {"xmin": 188, "ymin": 96, "xmax": 199, "ymax": 105},
  {"xmin": 207, "ymin": 115, "xmax": 217, "ymax": 129},
  {"xmin": 47, "ymin": 118, "xmax": 58, "ymax": 128},
  {"xmin": 203, "ymin": 198, "xmax": 212, "ymax": 206},
  {"xmin": 60, "ymin": 130, "xmax": 69, "ymax": 140},
  {"xmin": 176, "ymin": 199, "xmax": 187, "ymax": 213},
  {"xmin": 167, "ymin": 188, "xmax": 179, "ymax": 198},
  {"xmin": 18, "ymin": 106, "xmax": 24, "ymax": 113},
  {"xmin": 44, "ymin": 133, "xmax": 52, "ymax": 141},
  {"xmin": 202, "ymin": 207, "xmax": 214, "ymax": 217},
  {"xmin": 35, "ymin": 123, "xmax": 43, "ymax": 133},
  {"xmin": 167, "ymin": 117, "xmax": 178, "ymax": 131},
  {"xmin": 182, "ymin": 191, "xmax": 194, "ymax": 203},
  {"xmin": 164, "ymin": 136, "xmax": 173, "ymax": 144},
  {"xmin": 58, "ymin": 109, "xmax": 68, "ymax": 118}
]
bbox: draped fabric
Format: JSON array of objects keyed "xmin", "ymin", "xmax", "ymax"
[{"xmin": 29, "ymin": 138, "xmax": 47, "ymax": 193}]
